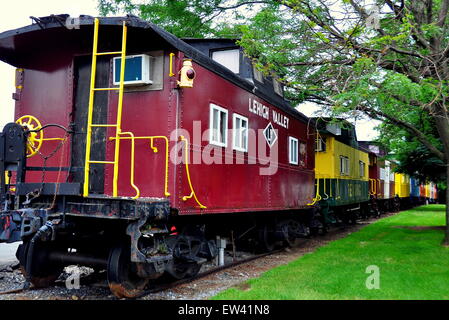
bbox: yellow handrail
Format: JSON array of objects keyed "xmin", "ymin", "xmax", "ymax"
[
  {"xmin": 112, "ymin": 135, "xmax": 170, "ymax": 197},
  {"xmin": 322, "ymin": 178, "xmax": 329, "ymax": 200},
  {"xmin": 169, "ymin": 53, "xmax": 175, "ymax": 77},
  {"xmin": 336, "ymin": 177, "xmax": 341, "ymax": 200},
  {"xmin": 118, "ymin": 132, "xmax": 140, "ymax": 199},
  {"xmin": 179, "ymin": 135, "xmax": 206, "ymax": 209},
  {"xmin": 307, "ymin": 178, "xmax": 321, "ymax": 206},
  {"xmin": 149, "ymin": 136, "xmax": 171, "ymax": 197}
]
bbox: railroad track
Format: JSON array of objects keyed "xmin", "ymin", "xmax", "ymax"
[
  {"xmin": 0, "ymin": 213, "xmax": 395, "ymax": 299},
  {"xmin": 136, "ymin": 248, "xmax": 287, "ymax": 298},
  {"xmin": 0, "ymin": 248, "xmax": 285, "ymax": 299}
]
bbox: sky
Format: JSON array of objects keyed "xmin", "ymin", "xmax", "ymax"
[
  {"xmin": 296, "ymin": 102, "xmax": 380, "ymax": 141},
  {"xmin": 0, "ymin": 0, "xmax": 98, "ymax": 129},
  {"xmin": 0, "ymin": 0, "xmax": 379, "ymax": 141}
]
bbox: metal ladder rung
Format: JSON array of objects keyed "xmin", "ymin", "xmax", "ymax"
[
  {"xmin": 96, "ymin": 51, "xmax": 123, "ymax": 56},
  {"xmin": 93, "ymin": 88, "xmax": 119, "ymax": 91},
  {"xmin": 84, "ymin": 18, "xmax": 129, "ymax": 198},
  {"xmin": 91, "ymin": 124, "xmax": 118, "ymax": 128},
  {"xmin": 88, "ymin": 160, "xmax": 115, "ymax": 164}
]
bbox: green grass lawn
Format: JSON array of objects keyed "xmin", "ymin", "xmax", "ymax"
[{"xmin": 213, "ymin": 204, "xmax": 449, "ymax": 300}]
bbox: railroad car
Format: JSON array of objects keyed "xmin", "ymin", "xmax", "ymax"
[
  {"xmin": 394, "ymin": 172, "xmax": 411, "ymax": 209},
  {"xmin": 358, "ymin": 142, "xmax": 397, "ymax": 213},
  {"xmin": 420, "ymin": 183, "xmax": 427, "ymax": 201},
  {"xmin": 410, "ymin": 177, "xmax": 423, "ymax": 206},
  {"xmin": 312, "ymin": 119, "xmax": 372, "ymax": 224},
  {"xmin": 418, "ymin": 182, "xmax": 437, "ymax": 204},
  {"xmin": 425, "ymin": 182, "xmax": 438, "ymax": 203},
  {"xmin": 0, "ymin": 15, "xmax": 317, "ymax": 297}
]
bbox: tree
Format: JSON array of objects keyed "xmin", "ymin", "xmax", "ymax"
[
  {"xmin": 377, "ymin": 112, "xmax": 446, "ymax": 185},
  {"xmin": 98, "ymin": 0, "xmax": 266, "ymax": 37},
  {"xmin": 233, "ymin": 0, "xmax": 449, "ymax": 244},
  {"xmin": 99, "ymin": 0, "xmax": 449, "ymax": 244}
]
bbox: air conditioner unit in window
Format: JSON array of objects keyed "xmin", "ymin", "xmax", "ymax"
[
  {"xmin": 113, "ymin": 54, "xmax": 153, "ymax": 86},
  {"xmin": 316, "ymin": 138, "xmax": 326, "ymax": 152}
]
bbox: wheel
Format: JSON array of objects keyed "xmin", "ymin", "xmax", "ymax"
[
  {"xmin": 257, "ymin": 223, "xmax": 276, "ymax": 252},
  {"xmin": 165, "ymin": 236, "xmax": 202, "ymax": 280},
  {"xmin": 165, "ymin": 260, "xmax": 202, "ymax": 280},
  {"xmin": 107, "ymin": 245, "xmax": 149, "ymax": 299},
  {"xmin": 279, "ymin": 220, "xmax": 302, "ymax": 247},
  {"xmin": 16, "ymin": 241, "xmax": 64, "ymax": 288}
]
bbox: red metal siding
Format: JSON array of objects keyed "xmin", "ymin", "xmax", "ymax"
[
  {"xmin": 172, "ymin": 60, "xmax": 315, "ymax": 214},
  {"xmin": 14, "ymin": 54, "xmax": 73, "ymax": 183},
  {"xmin": 103, "ymin": 54, "xmax": 315, "ymax": 214},
  {"xmin": 14, "ymin": 48, "xmax": 315, "ymax": 216}
]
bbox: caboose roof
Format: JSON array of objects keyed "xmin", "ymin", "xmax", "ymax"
[
  {"xmin": 0, "ymin": 14, "xmax": 312, "ymax": 125},
  {"xmin": 312, "ymin": 117, "xmax": 365, "ymax": 150}
]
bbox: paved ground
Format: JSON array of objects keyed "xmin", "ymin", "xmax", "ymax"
[{"xmin": 0, "ymin": 243, "xmax": 19, "ymax": 267}]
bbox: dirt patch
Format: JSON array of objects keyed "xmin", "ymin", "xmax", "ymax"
[
  {"xmin": 233, "ymin": 282, "xmax": 252, "ymax": 291},
  {"xmin": 392, "ymin": 226, "xmax": 445, "ymax": 231}
]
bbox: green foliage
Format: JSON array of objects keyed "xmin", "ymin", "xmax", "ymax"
[
  {"xmin": 377, "ymin": 113, "xmax": 446, "ymax": 186},
  {"xmin": 213, "ymin": 205, "xmax": 449, "ymax": 300},
  {"xmin": 98, "ymin": 0, "xmax": 225, "ymax": 37}
]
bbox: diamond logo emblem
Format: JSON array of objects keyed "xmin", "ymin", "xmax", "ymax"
[{"xmin": 263, "ymin": 122, "xmax": 277, "ymax": 148}]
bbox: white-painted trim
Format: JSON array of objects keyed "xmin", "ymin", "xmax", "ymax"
[
  {"xmin": 232, "ymin": 113, "xmax": 248, "ymax": 152},
  {"xmin": 209, "ymin": 103, "xmax": 228, "ymax": 147},
  {"xmin": 289, "ymin": 136, "xmax": 299, "ymax": 165}
]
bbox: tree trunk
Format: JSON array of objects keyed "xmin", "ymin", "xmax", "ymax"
[
  {"xmin": 443, "ymin": 163, "xmax": 449, "ymax": 246},
  {"xmin": 430, "ymin": 103, "xmax": 449, "ymax": 246}
]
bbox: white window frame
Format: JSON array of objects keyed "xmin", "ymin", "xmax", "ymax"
[
  {"xmin": 316, "ymin": 137, "xmax": 326, "ymax": 152},
  {"xmin": 211, "ymin": 49, "xmax": 240, "ymax": 74},
  {"xmin": 299, "ymin": 142, "xmax": 307, "ymax": 167},
  {"xmin": 253, "ymin": 65, "xmax": 264, "ymax": 83},
  {"xmin": 113, "ymin": 54, "xmax": 153, "ymax": 86},
  {"xmin": 359, "ymin": 161, "xmax": 365, "ymax": 178},
  {"xmin": 289, "ymin": 136, "xmax": 299, "ymax": 165},
  {"xmin": 209, "ymin": 103, "xmax": 228, "ymax": 147},
  {"xmin": 380, "ymin": 168, "xmax": 385, "ymax": 180},
  {"xmin": 340, "ymin": 156, "xmax": 350, "ymax": 176},
  {"xmin": 273, "ymin": 79, "xmax": 283, "ymax": 96},
  {"xmin": 232, "ymin": 114, "xmax": 249, "ymax": 152}
]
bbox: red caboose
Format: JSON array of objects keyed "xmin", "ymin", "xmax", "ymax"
[
  {"xmin": 0, "ymin": 15, "xmax": 315, "ymax": 297},
  {"xmin": 359, "ymin": 142, "xmax": 395, "ymax": 212}
]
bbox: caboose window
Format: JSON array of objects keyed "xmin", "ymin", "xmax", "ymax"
[
  {"xmin": 253, "ymin": 66, "xmax": 264, "ymax": 83},
  {"xmin": 316, "ymin": 137, "xmax": 326, "ymax": 152},
  {"xmin": 273, "ymin": 79, "xmax": 283, "ymax": 96},
  {"xmin": 113, "ymin": 54, "xmax": 153, "ymax": 86},
  {"xmin": 211, "ymin": 49, "xmax": 240, "ymax": 74},
  {"xmin": 359, "ymin": 161, "xmax": 365, "ymax": 178},
  {"xmin": 233, "ymin": 114, "xmax": 248, "ymax": 152},
  {"xmin": 299, "ymin": 142, "xmax": 307, "ymax": 167},
  {"xmin": 340, "ymin": 156, "xmax": 350, "ymax": 175},
  {"xmin": 209, "ymin": 104, "xmax": 228, "ymax": 147},
  {"xmin": 289, "ymin": 137, "xmax": 299, "ymax": 165}
]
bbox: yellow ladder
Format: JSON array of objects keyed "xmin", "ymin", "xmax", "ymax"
[{"xmin": 83, "ymin": 18, "xmax": 129, "ymax": 198}]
